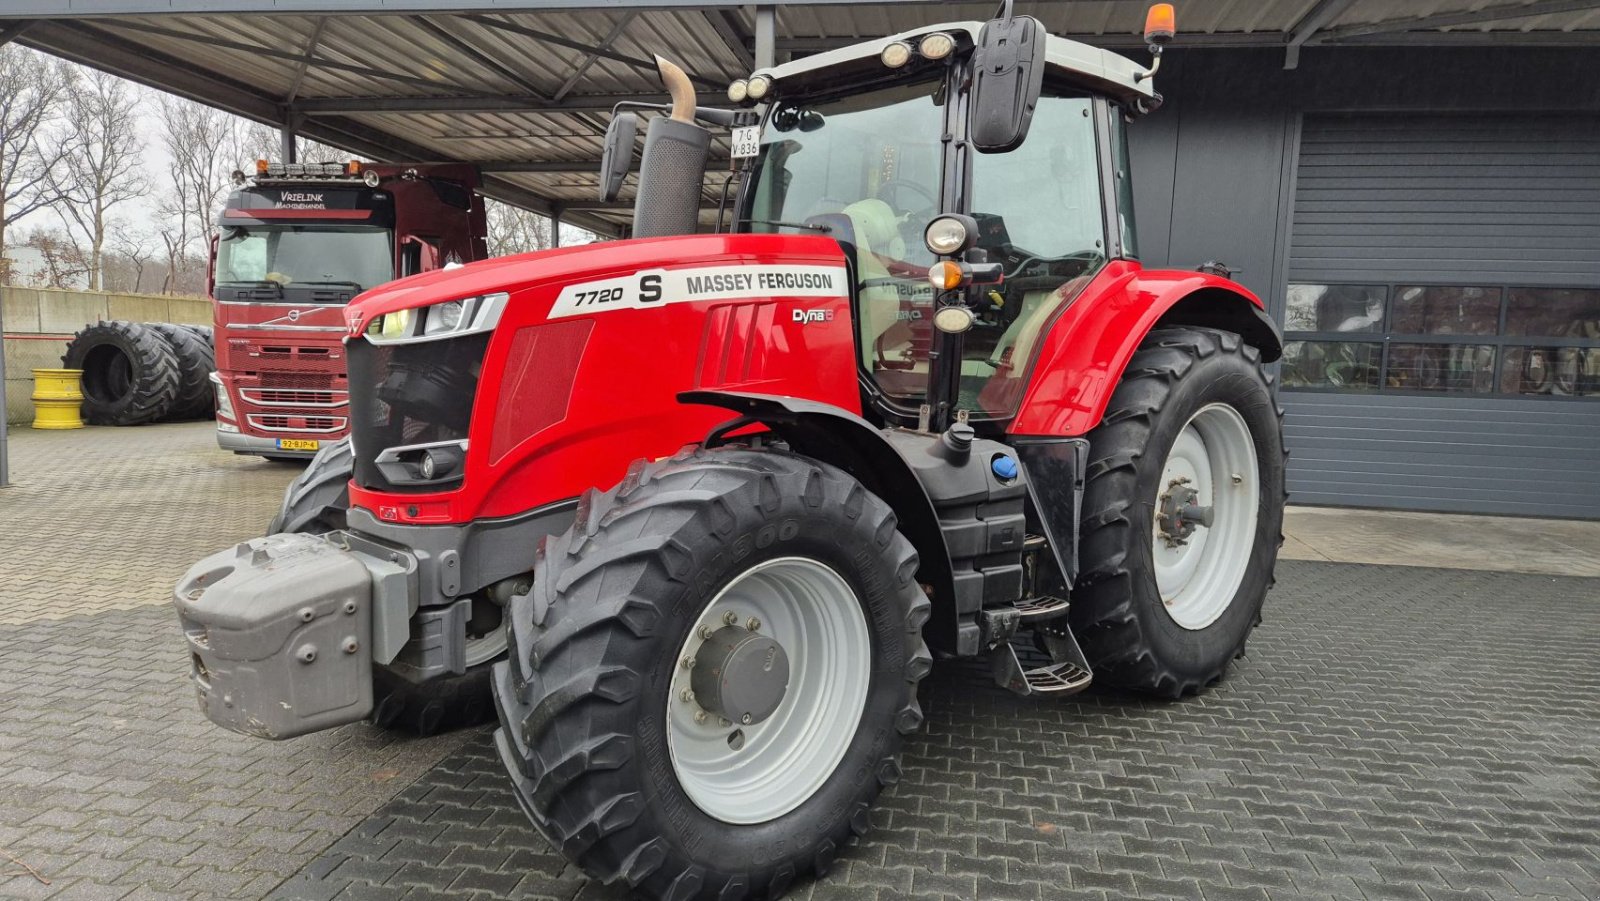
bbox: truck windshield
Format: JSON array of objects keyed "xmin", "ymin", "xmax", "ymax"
[
  {"xmin": 216, "ymin": 225, "xmax": 395, "ymax": 297},
  {"xmin": 743, "ymin": 77, "xmax": 946, "ymax": 395}
]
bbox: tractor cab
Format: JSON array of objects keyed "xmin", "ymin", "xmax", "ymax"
[{"xmin": 730, "ymin": 15, "xmax": 1155, "ymax": 430}]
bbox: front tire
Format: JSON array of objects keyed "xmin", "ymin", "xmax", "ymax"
[
  {"xmin": 493, "ymin": 447, "xmax": 931, "ymax": 900},
  {"xmin": 1072, "ymin": 327, "xmax": 1285, "ymax": 697}
]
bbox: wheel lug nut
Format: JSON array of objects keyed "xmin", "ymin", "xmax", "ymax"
[
  {"xmin": 740, "ymin": 713, "xmax": 752, "ymax": 725},
  {"xmin": 680, "ymin": 689, "xmax": 696, "ymax": 703},
  {"xmin": 681, "ymin": 656, "xmax": 695, "ymax": 670},
  {"xmin": 694, "ymin": 710, "xmax": 708, "ymax": 724},
  {"xmin": 698, "ymin": 625, "xmax": 716, "ymax": 640},
  {"xmin": 722, "ymin": 611, "xmax": 739, "ymax": 626},
  {"xmin": 1232, "ymin": 473, "xmax": 1243, "ymax": 484},
  {"xmin": 746, "ymin": 617, "xmax": 761, "ymax": 632}
]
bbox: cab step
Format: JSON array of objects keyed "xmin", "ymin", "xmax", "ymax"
[
  {"xmin": 987, "ymin": 629, "xmax": 1095, "ymax": 698},
  {"xmin": 1015, "ymin": 593, "xmax": 1071, "ymax": 621}
]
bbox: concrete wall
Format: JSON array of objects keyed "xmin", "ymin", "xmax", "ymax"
[{"xmin": 2, "ymin": 286, "xmax": 212, "ymax": 423}]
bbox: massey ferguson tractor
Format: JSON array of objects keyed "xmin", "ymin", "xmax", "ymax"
[{"xmin": 175, "ymin": 5, "xmax": 1286, "ymax": 898}]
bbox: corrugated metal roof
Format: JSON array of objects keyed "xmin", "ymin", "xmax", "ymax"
[{"xmin": 10, "ymin": 1, "xmax": 1599, "ymax": 234}]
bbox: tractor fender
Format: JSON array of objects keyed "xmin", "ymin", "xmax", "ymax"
[
  {"xmin": 680, "ymin": 390, "xmax": 975, "ymax": 656},
  {"xmin": 1009, "ymin": 265, "xmax": 1283, "ymax": 437}
]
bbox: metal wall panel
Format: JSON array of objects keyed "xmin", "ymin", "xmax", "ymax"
[
  {"xmin": 1283, "ymin": 392, "xmax": 1600, "ymax": 518},
  {"xmin": 1284, "ymin": 113, "xmax": 1600, "ymax": 518}
]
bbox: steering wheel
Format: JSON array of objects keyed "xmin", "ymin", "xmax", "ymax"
[{"xmin": 875, "ymin": 179, "xmax": 938, "ymax": 242}]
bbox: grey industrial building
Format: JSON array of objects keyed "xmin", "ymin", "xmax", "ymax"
[{"xmin": 5, "ymin": 0, "xmax": 1598, "ymax": 518}]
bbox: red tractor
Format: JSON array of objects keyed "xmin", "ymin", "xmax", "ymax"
[{"xmin": 176, "ymin": 5, "xmax": 1285, "ymax": 898}]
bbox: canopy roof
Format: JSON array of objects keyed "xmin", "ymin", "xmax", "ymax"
[{"xmin": 6, "ymin": 0, "xmax": 1598, "ymax": 234}]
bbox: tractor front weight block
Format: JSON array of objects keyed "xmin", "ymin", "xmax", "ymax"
[{"xmin": 174, "ymin": 533, "xmax": 412, "ymax": 740}]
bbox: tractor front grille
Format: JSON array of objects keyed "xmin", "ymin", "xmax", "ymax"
[{"xmin": 346, "ymin": 331, "xmax": 491, "ymax": 492}]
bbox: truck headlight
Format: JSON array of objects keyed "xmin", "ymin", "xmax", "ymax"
[{"xmin": 209, "ymin": 371, "xmax": 235, "ymax": 420}]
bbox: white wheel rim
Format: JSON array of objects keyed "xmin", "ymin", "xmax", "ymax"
[
  {"xmin": 1152, "ymin": 403, "xmax": 1259, "ymax": 630},
  {"xmin": 667, "ymin": 557, "xmax": 871, "ymax": 825},
  {"xmin": 464, "ymin": 611, "xmax": 508, "ymax": 668}
]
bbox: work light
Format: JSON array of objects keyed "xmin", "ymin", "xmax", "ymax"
[
  {"xmin": 919, "ymin": 32, "xmax": 955, "ymax": 60},
  {"xmin": 924, "ymin": 215, "xmax": 974, "ymax": 256},
  {"xmin": 728, "ymin": 79, "xmax": 750, "ymax": 103},
  {"xmin": 746, "ymin": 75, "xmax": 773, "ymax": 100},
  {"xmin": 881, "ymin": 41, "xmax": 913, "ymax": 68}
]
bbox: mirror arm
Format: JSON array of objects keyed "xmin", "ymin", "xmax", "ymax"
[{"xmin": 1135, "ymin": 45, "xmax": 1163, "ymax": 83}]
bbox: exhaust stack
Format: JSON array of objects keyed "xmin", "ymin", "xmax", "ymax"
[{"xmin": 631, "ymin": 55, "xmax": 712, "ymax": 238}]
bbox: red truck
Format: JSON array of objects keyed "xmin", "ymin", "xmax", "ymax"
[{"xmin": 208, "ymin": 161, "xmax": 487, "ymax": 459}]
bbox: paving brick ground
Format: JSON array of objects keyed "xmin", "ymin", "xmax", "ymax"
[{"xmin": 3, "ymin": 423, "xmax": 1598, "ymax": 900}]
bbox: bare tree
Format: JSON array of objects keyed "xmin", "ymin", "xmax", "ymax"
[
  {"xmin": 0, "ymin": 45, "xmax": 73, "ymax": 282},
  {"xmin": 18, "ymin": 226, "xmax": 89, "ymax": 289},
  {"xmin": 486, "ymin": 200, "xmax": 553, "ymax": 257},
  {"xmin": 109, "ymin": 221, "xmax": 157, "ymax": 293},
  {"xmin": 156, "ymin": 93, "xmax": 233, "ymax": 293},
  {"xmin": 48, "ymin": 69, "xmax": 148, "ymax": 290}
]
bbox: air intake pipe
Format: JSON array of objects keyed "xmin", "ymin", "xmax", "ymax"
[{"xmin": 632, "ymin": 56, "xmax": 712, "ymax": 238}]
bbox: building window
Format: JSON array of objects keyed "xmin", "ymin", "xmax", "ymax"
[{"xmin": 1282, "ymin": 284, "xmax": 1600, "ymax": 399}]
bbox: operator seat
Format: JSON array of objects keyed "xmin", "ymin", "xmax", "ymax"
[{"xmin": 838, "ymin": 198, "xmax": 909, "ymax": 370}]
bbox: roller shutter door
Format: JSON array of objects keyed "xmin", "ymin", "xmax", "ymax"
[{"xmin": 1282, "ymin": 114, "xmax": 1600, "ymax": 518}]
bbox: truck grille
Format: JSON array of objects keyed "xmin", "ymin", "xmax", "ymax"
[
  {"xmin": 247, "ymin": 414, "xmax": 348, "ymax": 433},
  {"xmin": 240, "ymin": 387, "xmax": 349, "ymax": 408}
]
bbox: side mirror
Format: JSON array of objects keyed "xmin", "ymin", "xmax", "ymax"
[
  {"xmin": 206, "ymin": 233, "xmax": 219, "ymax": 298},
  {"xmin": 598, "ymin": 112, "xmax": 639, "ymax": 202},
  {"xmin": 969, "ymin": 5, "xmax": 1047, "ymax": 154}
]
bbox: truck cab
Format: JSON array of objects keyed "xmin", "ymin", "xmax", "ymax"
[{"xmin": 209, "ymin": 161, "xmax": 487, "ymax": 459}]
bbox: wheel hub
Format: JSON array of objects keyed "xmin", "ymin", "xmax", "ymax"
[
  {"xmin": 1157, "ymin": 477, "xmax": 1214, "ymax": 547},
  {"xmin": 689, "ymin": 625, "xmax": 790, "ymax": 726}
]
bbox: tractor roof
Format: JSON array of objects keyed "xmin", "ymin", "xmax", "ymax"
[{"xmin": 753, "ymin": 22, "xmax": 1156, "ymax": 108}]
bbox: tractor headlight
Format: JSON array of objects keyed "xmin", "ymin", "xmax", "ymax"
[
  {"xmin": 919, "ymin": 32, "xmax": 955, "ymax": 60},
  {"xmin": 881, "ymin": 41, "xmax": 913, "ymax": 68},
  {"xmin": 422, "ymin": 300, "xmax": 466, "ymax": 335},
  {"xmin": 370, "ymin": 307, "xmax": 414, "ymax": 340},
  {"xmin": 933, "ymin": 305, "xmax": 976, "ymax": 334},
  {"xmin": 745, "ymin": 75, "xmax": 772, "ymax": 101},
  {"xmin": 365, "ymin": 293, "xmax": 509, "ymax": 344},
  {"xmin": 924, "ymin": 215, "xmax": 975, "ymax": 256}
]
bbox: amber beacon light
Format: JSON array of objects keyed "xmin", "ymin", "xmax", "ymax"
[{"xmin": 1145, "ymin": 3, "xmax": 1177, "ymax": 45}]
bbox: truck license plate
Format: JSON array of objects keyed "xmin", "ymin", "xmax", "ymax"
[
  {"xmin": 731, "ymin": 126, "xmax": 761, "ymax": 160},
  {"xmin": 275, "ymin": 439, "xmax": 320, "ymax": 452}
]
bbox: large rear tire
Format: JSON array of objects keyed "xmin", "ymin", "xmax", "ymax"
[
  {"xmin": 1072, "ymin": 327, "xmax": 1285, "ymax": 697},
  {"xmin": 147, "ymin": 323, "xmax": 216, "ymax": 421},
  {"xmin": 493, "ymin": 447, "xmax": 931, "ymax": 901},
  {"xmin": 61, "ymin": 320, "xmax": 180, "ymax": 425},
  {"xmin": 267, "ymin": 436, "xmax": 499, "ymax": 736}
]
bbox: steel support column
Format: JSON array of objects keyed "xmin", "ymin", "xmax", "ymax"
[
  {"xmin": 0, "ymin": 280, "xmax": 9, "ymax": 488},
  {"xmin": 280, "ymin": 119, "xmax": 297, "ymax": 162},
  {"xmin": 550, "ymin": 211, "xmax": 562, "ymax": 248},
  {"xmin": 754, "ymin": 5, "xmax": 776, "ymax": 70}
]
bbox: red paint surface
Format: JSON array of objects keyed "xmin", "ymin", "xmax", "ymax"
[
  {"xmin": 1007, "ymin": 260, "xmax": 1264, "ymax": 437},
  {"xmin": 346, "ymin": 234, "xmax": 859, "ymax": 524}
]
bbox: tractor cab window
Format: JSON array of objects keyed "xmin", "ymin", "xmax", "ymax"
[
  {"xmin": 959, "ymin": 93, "xmax": 1108, "ymax": 415},
  {"xmin": 745, "ymin": 78, "xmax": 946, "ymax": 394}
]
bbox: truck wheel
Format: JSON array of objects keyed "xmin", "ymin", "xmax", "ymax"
[
  {"xmin": 266, "ymin": 435, "xmax": 499, "ymax": 735},
  {"xmin": 1073, "ymin": 327, "xmax": 1285, "ymax": 697},
  {"xmin": 147, "ymin": 323, "xmax": 216, "ymax": 420},
  {"xmin": 61, "ymin": 321, "xmax": 180, "ymax": 426},
  {"xmin": 494, "ymin": 447, "xmax": 931, "ymax": 901},
  {"xmin": 266, "ymin": 437, "xmax": 353, "ymax": 534}
]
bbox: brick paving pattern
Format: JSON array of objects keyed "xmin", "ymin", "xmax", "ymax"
[{"xmin": 2, "ymin": 423, "xmax": 1598, "ymax": 900}]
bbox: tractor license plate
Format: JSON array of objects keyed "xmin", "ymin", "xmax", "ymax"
[
  {"xmin": 731, "ymin": 126, "xmax": 761, "ymax": 160},
  {"xmin": 275, "ymin": 439, "xmax": 320, "ymax": 452}
]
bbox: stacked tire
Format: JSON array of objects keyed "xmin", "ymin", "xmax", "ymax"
[{"xmin": 60, "ymin": 320, "xmax": 217, "ymax": 426}]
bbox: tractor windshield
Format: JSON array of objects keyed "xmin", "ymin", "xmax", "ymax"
[{"xmin": 743, "ymin": 78, "xmax": 947, "ymax": 391}]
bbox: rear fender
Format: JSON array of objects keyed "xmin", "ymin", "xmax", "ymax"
[
  {"xmin": 681, "ymin": 390, "xmax": 976, "ymax": 656},
  {"xmin": 1009, "ymin": 264, "xmax": 1283, "ymax": 437}
]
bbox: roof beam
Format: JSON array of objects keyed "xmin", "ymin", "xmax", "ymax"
[
  {"xmin": 480, "ymin": 157, "xmax": 730, "ymax": 172},
  {"xmin": 0, "ymin": 21, "xmax": 34, "ymax": 47},
  {"xmin": 284, "ymin": 17, "xmax": 329, "ymax": 105},
  {"xmin": 707, "ymin": 9, "xmax": 755, "ymax": 71},
  {"xmin": 552, "ymin": 12, "xmax": 636, "ymax": 102},
  {"xmin": 415, "ymin": 16, "xmax": 550, "ymax": 99},
  {"xmin": 98, "ymin": 18, "xmax": 499, "ymax": 97},
  {"xmin": 1285, "ymin": 0, "xmax": 1356, "ymax": 69},
  {"xmin": 462, "ymin": 14, "xmax": 728, "ymax": 89},
  {"xmin": 294, "ymin": 93, "xmax": 715, "ymax": 115},
  {"xmin": 1317, "ymin": 0, "xmax": 1600, "ymax": 41},
  {"xmin": 0, "ymin": 0, "xmax": 932, "ymax": 15}
]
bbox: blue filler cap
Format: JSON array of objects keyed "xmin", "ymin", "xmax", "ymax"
[{"xmin": 991, "ymin": 455, "xmax": 1018, "ymax": 481}]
